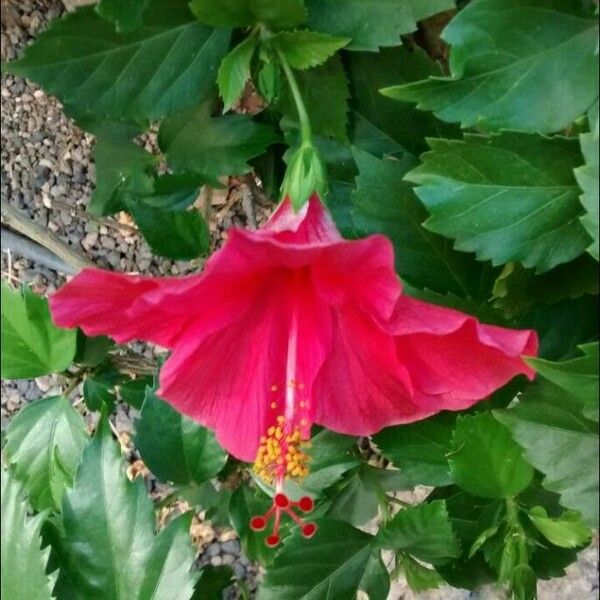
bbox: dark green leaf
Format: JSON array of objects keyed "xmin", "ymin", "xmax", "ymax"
[
  {"xmin": 140, "ymin": 173, "xmax": 209, "ymax": 211},
  {"xmin": 373, "ymin": 412, "xmax": 455, "ymax": 487},
  {"xmin": 382, "ymin": 0, "xmax": 599, "ymax": 133},
  {"xmin": 494, "ymin": 356, "xmax": 599, "ymax": 526},
  {"xmin": 218, "ymin": 35, "xmax": 257, "ymax": 112},
  {"xmin": 191, "ymin": 565, "xmax": 234, "ymax": 599},
  {"xmin": 1, "ymin": 468, "xmax": 55, "ymax": 600},
  {"xmin": 135, "ymin": 386, "xmax": 227, "ymax": 485},
  {"xmin": 160, "ymin": 100, "xmax": 278, "ymax": 179},
  {"xmin": 449, "ymin": 413, "xmax": 534, "ymax": 499},
  {"xmin": 277, "ymin": 55, "xmax": 350, "ymax": 142},
  {"xmin": 527, "ymin": 507, "xmax": 591, "ymax": 549},
  {"xmin": 83, "ymin": 363, "xmax": 123, "ymax": 411},
  {"xmin": 127, "ymin": 198, "xmax": 210, "ymax": 260},
  {"xmin": 190, "ymin": 0, "xmax": 306, "ymax": 29},
  {"xmin": 4, "ymin": 396, "xmax": 88, "ymax": 512},
  {"xmin": 6, "ymin": 0, "xmax": 230, "ymax": 121},
  {"xmin": 359, "ymin": 552, "xmax": 390, "ymax": 600},
  {"xmin": 575, "ymin": 117, "xmax": 600, "ymax": 260},
  {"xmin": 96, "ymin": 0, "xmax": 151, "ymax": 32},
  {"xmin": 402, "ymin": 554, "xmax": 444, "ymax": 593},
  {"xmin": 90, "ymin": 123, "xmax": 156, "ymax": 216},
  {"xmin": 74, "ymin": 332, "xmax": 114, "ymax": 368},
  {"xmin": 258, "ymin": 519, "xmax": 373, "ymax": 600},
  {"xmin": 350, "ymin": 149, "xmax": 492, "ymax": 298},
  {"xmin": 270, "ymin": 30, "xmax": 350, "ymax": 70},
  {"xmin": 1, "ymin": 283, "xmax": 77, "ymax": 379},
  {"xmin": 306, "ymin": 0, "xmax": 454, "ymax": 51},
  {"xmin": 139, "ymin": 513, "xmax": 198, "ymax": 600},
  {"xmin": 376, "ymin": 500, "xmax": 461, "ymax": 565},
  {"xmin": 406, "ymin": 133, "xmax": 590, "ymax": 273},
  {"xmin": 347, "ymin": 47, "xmax": 459, "ymax": 155},
  {"xmin": 118, "ymin": 376, "xmax": 154, "ymax": 410}
]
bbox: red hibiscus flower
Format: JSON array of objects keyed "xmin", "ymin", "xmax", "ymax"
[{"xmin": 50, "ymin": 195, "xmax": 537, "ymax": 545}]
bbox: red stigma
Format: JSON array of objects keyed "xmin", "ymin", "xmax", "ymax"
[{"xmin": 249, "ymin": 492, "xmax": 316, "ymax": 547}]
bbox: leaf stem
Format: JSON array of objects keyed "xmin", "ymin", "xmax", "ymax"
[{"xmin": 275, "ymin": 48, "xmax": 313, "ymax": 147}]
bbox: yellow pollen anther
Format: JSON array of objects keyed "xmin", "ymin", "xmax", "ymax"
[
  {"xmin": 270, "ymin": 402, "xmax": 277, "ymax": 409},
  {"xmin": 277, "ymin": 416, "xmax": 286, "ymax": 424}
]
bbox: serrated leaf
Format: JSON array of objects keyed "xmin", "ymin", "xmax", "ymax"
[
  {"xmin": 139, "ymin": 513, "xmax": 198, "ymax": 600},
  {"xmin": 1, "ymin": 468, "xmax": 55, "ymax": 600},
  {"xmin": 402, "ymin": 554, "xmax": 444, "ymax": 593},
  {"xmin": 373, "ymin": 412, "xmax": 455, "ymax": 487},
  {"xmin": 350, "ymin": 149, "xmax": 494, "ymax": 298},
  {"xmin": 258, "ymin": 519, "xmax": 373, "ymax": 600},
  {"xmin": 527, "ymin": 507, "xmax": 591, "ymax": 549},
  {"xmin": 376, "ymin": 500, "xmax": 461, "ymax": 566},
  {"xmin": 159, "ymin": 100, "xmax": 278, "ymax": 179},
  {"xmin": 60, "ymin": 417, "xmax": 198, "ymax": 599},
  {"xmin": 306, "ymin": 0, "xmax": 454, "ymax": 51},
  {"xmin": 406, "ymin": 133, "xmax": 590, "ymax": 274},
  {"xmin": 1, "ymin": 283, "xmax": 77, "ymax": 379},
  {"xmin": 218, "ymin": 35, "xmax": 257, "ymax": 112},
  {"xmin": 494, "ymin": 350, "xmax": 599, "ymax": 526},
  {"xmin": 449, "ymin": 413, "xmax": 534, "ymax": 499},
  {"xmin": 191, "ymin": 565, "xmax": 234, "ymax": 599},
  {"xmin": 5, "ymin": 0, "xmax": 230, "ymax": 122},
  {"xmin": 382, "ymin": 0, "xmax": 599, "ymax": 133},
  {"xmin": 359, "ymin": 552, "xmax": 390, "ymax": 600},
  {"xmin": 277, "ymin": 55, "xmax": 350, "ymax": 142},
  {"xmin": 491, "ymin": 257, "xmax": 599, "ymax": 319},
  {"xmin": 270, "ymin": 30, "xmax": 349, "ymax": 70},
  {"xmin": 96, "ymin": 0, "xmax": 151, "ymax": 32},
  {"xmin": 575, "ymin": 123, "xmax": 600, "ymax": 260},
  {"xmin": 90, "ymin": 123, "xmax": 156, "ymax": 216},
  {"xmin": 190, "ymin": 0, "xmax": 306, "ymax": 29},
  {"xmin": 127, "ymin": 198, "xmax": 210, "ymax": 260},
  {"xmin": 4, "ymin": 396, "xmax": 88, "ymax": 512},
  {"xmin": 135, "ymin": 386, "xmax": 227, "ymax": 485},
  {"xmin": 347, "ymin": 46, "xmax": 459, "ymax": 155}
]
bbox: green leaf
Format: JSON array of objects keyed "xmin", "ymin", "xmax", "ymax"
[
  {"xmin": 402, "ymin": 554, "xmax": 444, "ymax": 593},
  {"xmin": 347, "ymin": 46, "xmax": 459, "ymax": 155},
  {"xmin": 90, "ymin": 123, "xmax": 156, "ymax": 216},
  {"xmin": 74, "ymin": 332, "xmax": 114, "ymax": 368},
  {"xmin": 258, "ymin": 519, "xmax": 373, "ymax": 599},
  {"xmin": 270, "ymin": 30, "xmax": 350, "ymax": 70},
  {"xmin": 139, "ymin": 513, "xmax": 198, "ymax": 600},
  {"xmin": 277, "ymin": 55, "xmax": 350, "ymax": 142},
  {"xmin": 118, "ymin": 376, "xmax": 154, "ymax": 410},
  {"xmin": 83, "ymin": 363, "xmax": 123, "ymax": 411},
  {"xmin": 191, "ymin": 565, "xmax": 234, "ymax": 599},
  {"xmin": 218, "ymin": 35, "xmax": 257, "ymax": 112},
  {"xmin": 160, "ymin": 100, "xmax": 278, "ymax": 179},
  {"xmin": 135, "ymin": 386, "xmax": 227, "ymax": 485},
  {"xmin": 575, "ymin": 120, "xmax": 600, "ymax": 260},
  {"xmin": 382, "ymin": 0, "xmax": 599, "ymax": 133},
  {"xmin": 406, "ymin": 133, "xmax": 590, "ymax": 274},
  {"xmin": 1, "ymin": 468, "xmax": 55, "ymax": 600},
  {"xmin": 373, "ymin": 412, "xmax": 455, "ymax": 487},
  {"xmin": 449, "ymin": 413, "xmax": 534, "ymax": 499},
  {"xmin": 60, "ymin": 418, "xmax": 198, "ymax": 599},
  {"xmin": 359, "ymin": 552, "xmax": 390, "ymax": 600},
  {"xmin": 491, "ymin": 257, "xmax": 599, "ymax": 319},
  {"xmin": 306, "ymin": 0, "xmax": 454, "ymax": 51},
  {"xmin": 281, "ymin": 142, "xmax": 328, "ymax": 208},
  {"xmin": 127, "ymin": 198, "xmax": 210, "ymax": 260},
  {"xmin": 350, "ymin": 149, "xmax": 493, "ymax": 298},
  {"xmin": 139, "ymin": 173, "xmax": 210, "ymax": 211},
  {"xmin": 1, "ymin": 283, "xmax": 77, "ymax": 379},
  {"xmin": 376, "ymin": 500, "xmax": 461, "ymax": 565},
  {"xmin": 5, "ymin": 0, "xmax": 230, "ymax": 122},
  {"xmin": 494, "ymin": 355, "xmax": 599, "ymax": 526},
  {"xmin": 4, "ymin": 396, "xmax": 88, "ymax": 513},
  {"xmin": 190, "ymin": 0, "xmax": 306, "ymax": 29},
  {"xmin": 527, "ymin": 507, "xmax": 591, "ymax": 549},
  {"xmin": 96, "ymin": 0, "xmax": 151, "ymax": 32}
]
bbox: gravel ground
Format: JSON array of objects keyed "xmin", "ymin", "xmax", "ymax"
[{"xmin": 1, "ymin": 1, "xmax": 598, "ymax": 599}]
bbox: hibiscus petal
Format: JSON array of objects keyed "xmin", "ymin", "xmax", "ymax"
[
  {"xmin": 158, "ymin": 271, "xmax": 332, "ymax": 461},
  {"xmin": 313, "ymin": 306, "xmax": 429, "ymax": 436},
  {"xmin": 389, "ymin": 296, "xmax": 538, "ymax": 409}
]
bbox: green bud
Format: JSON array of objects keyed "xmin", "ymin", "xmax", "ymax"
[{"xmin": 280, "ymin": 143, "xmax": 328, "ymax": 210}]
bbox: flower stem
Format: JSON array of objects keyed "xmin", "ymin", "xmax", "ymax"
[{"xmin": 275, "ymin": 48, "xmax": 313, "ymax": 147}]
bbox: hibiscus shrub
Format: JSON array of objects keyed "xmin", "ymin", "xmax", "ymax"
[{"xmin": 1, "ymin": 1, "xmax": 599, "ymax": 600}]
